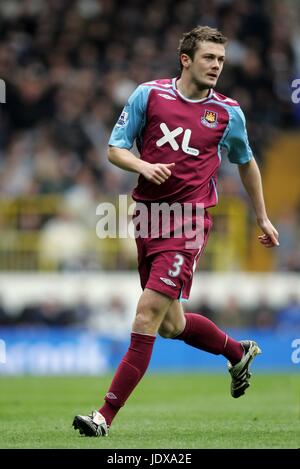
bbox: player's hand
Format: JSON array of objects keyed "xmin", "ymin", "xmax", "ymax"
[
  {"xmin": 140, "ymin": 162, "xmax": 175, "ymax": 185},
  {"xmin": 257, "ymin": 218, "xmax": 279, "ymax": 248}
]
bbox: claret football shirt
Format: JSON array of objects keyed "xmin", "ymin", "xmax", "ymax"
[{"xmin": 109, "ymin": 78, "xmax": 253, "ymax": 207}]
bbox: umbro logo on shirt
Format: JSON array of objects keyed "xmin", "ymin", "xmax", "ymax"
[
  {"xmin": 158, "ymin": 93, "xmax": 176, "ymax": 101},
  {"xmin": 160, "ymin": 277, "xmax": 177, "ymax": 287}
]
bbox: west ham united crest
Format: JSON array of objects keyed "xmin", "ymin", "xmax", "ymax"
[{"xmin": 201, "ymin": 110, "xmax": 218, "ymax": 128}]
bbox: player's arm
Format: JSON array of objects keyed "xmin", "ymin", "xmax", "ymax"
[
  {"xmin": 107, "ymin": 84, "xmax": 175, "ymax": 185},
  {"xmin": 238, "ymin": 158, "xmax": 279, "ymax": 248},
  {"xmin": 222, "ymin": 105, "xmax": 279, "ymax": 248},
  {"xmin": 108, "ymin": 146, "xmax": 175, "ymax": 186}
]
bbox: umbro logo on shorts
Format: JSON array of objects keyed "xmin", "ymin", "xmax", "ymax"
[{"xmin": 160, "ymin": 277, "xmax": 177, "ymax": 287}]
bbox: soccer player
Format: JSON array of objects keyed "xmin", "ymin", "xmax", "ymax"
[{"xmin": 73, "ymin": 26, "xmax": 279, "ymax": 437}]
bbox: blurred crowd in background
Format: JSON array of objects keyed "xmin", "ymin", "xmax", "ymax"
[
  {"xmin": 1, "ymin": 291, "xmax": 300, "ymax": 332},
  {"xmin": 0, "ymin": 0, "xmax": 299, "ymax": 195},
  {"xmin": 0, "ymin": 0, "xmax": 299, "ymax": 278}
]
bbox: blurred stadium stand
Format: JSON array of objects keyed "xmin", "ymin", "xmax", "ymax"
[{"xmin": 0, "ymin": 0, "xmax": 299, "ymax": 373}]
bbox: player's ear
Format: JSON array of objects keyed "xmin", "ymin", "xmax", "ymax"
[{"xmin": 180, "ymin": 54, "xmax": 191, "ymax": 69}]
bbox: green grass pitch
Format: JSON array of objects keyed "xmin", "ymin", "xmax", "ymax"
[{"xmin": 0, "ymin": 373, "xmax": 299, "ymax": 449}]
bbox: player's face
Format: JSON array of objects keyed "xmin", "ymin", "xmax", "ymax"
[{"xmin": 183, "ymin": 41, "xmax": 225, "ymax": 89}]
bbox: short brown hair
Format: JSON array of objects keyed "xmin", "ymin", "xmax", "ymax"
[{"xmin": 178, "ymin": 26, "xmax": 227, "ymax": 69}]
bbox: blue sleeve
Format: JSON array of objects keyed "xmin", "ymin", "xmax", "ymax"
[
  {"xmin": 108, "ymin": 85, "xmax": 150, "ymax": 149},
  {"xmin": 221, "ymin": 106, "xmax": 253, "ymax": 164}
]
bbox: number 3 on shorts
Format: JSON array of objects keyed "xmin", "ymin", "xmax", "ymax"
[{"xmin": 168, "ymin": 253, "xmax": 184, "ymax": 277}]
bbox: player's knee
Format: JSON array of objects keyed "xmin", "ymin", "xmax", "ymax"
[
  {"xmin": 134, "ymin": 302, "xmax": 164, "ymax": 332},
  {"xmin": 136, "ymin": 298, "xmax": 163, "ymax": 319},
  {"xmin": 133, "ymin": 312, "xmax": 153, "ymax": 332}
]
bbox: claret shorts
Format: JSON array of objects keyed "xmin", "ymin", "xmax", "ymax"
[{"xmin": 134, "ymin": 207, "xmax": 212, "ymax": 300}]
